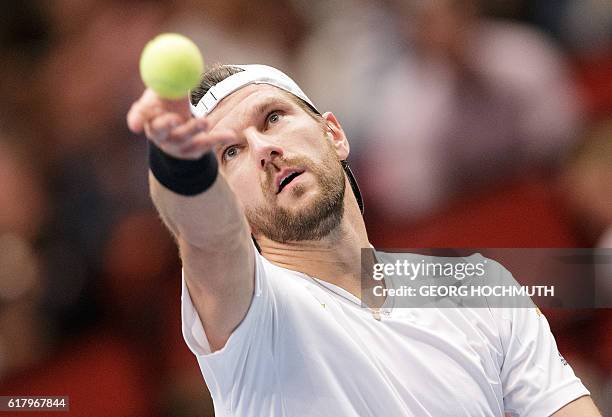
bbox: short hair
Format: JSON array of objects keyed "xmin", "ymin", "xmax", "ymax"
[{"xmin": 189, "ymin": 64, "xmax": 322, "ymax": 122}]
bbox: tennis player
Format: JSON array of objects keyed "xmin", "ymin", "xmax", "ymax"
[{"xmin": 127, "ymin": 64, "xmax": 601, "ymax": 417}]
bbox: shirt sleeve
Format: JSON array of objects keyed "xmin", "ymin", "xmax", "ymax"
[
  {"xmin": 180, "ymin": 243, "xmax": 279, "ymax": 406},
  {"xmin": 496, "ymin": 303, "xmax": 590, "ymax": 417}
]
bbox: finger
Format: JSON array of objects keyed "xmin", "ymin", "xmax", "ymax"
[
  {"xmin": 147, "ymin": 113, "xmax": 186, "ymax": 143},
  {"xmin": 127, "ymin": 101, "xmax": 146, "ymax": 133},
  {"xmin": 191, "ymin": 130, "xmax": 238, "ymax": 149},
  {"xmin": 175, "ymin": 130, "xmax": 237, "ymax": 159},
  {"xmin": 140, "ymin": 104, "xmax": 165, "ymax": 123},
  {"xmin": 168, "ymin": 118, "xmax": 208, "ymax": 143},
  {"xmin": 127, "ymin": 89, "xmax": 165, "ymax": 133},
  {"xmin": 178, "ymin": 146, "xmax": 210, "ymax": 160},
  {"xmin": 143, "ymin": 88, "xmax": 192, "ymax": 117},
  {"xmin": 128, "ymin": 102, "xmax": 166, "ymax": 134},
  {"xmin": 141, "ymin": 88, "xmax": 161, "ymax": 104}
]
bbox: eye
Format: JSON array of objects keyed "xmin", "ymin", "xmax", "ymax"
[
  {"xmin": 266, "ymin": 111, "xmax": 282, "ymax": 127},
  {"xmin": 222, "ymin": 145, "xmax": 240, "ymax": 162}
]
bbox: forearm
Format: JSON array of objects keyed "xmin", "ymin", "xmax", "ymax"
[
  {"xmin": 147, "ymin": 141, "xmax": 247, "ymax": 249},
  {"xmin": 149, "ymin": 170, "xmax": 248, "ymax": 250},
  {"xmin": 149, "ymin": 162, "xmax": 255, "ymax": 349}
]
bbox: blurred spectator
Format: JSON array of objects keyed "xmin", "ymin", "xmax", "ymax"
[
  {"xmin": 0, "ymin": 138, "xmax": 50, "ymax": 380},
  {"xmin": 561, "ymin": 120, "xmax": 612, "ymax": 318},
  {"xmin": 358, "ymin": 0, "xmax": 583, "ymax": 219},
  {"xmin": 36, "ymin": 0, "xmax": 167, "ymax": 153},
  {"xmin": 561, "ymin": 120, "xmax": 612, "ymax": 244},
  {"xmin": 532, "ymin": 0, "xmax": 612, "ymax": 56},
  {"xmin": 295, "ymin": 0, "xmax": 402, "ymax": 141},
  {"xmin": 0, "ymin": 229, "xmax": 47, "ymax": 382},
  {"xmin": 530, "ymin": 0, "xmax": 612, "ymax": 119},
  {"xmin": 0, "ymin": 1, "xmax": 50, "ymax": 143},
  {"xmin": 164, "ymin": 0, "xmax": 306, "ymax": 77}
]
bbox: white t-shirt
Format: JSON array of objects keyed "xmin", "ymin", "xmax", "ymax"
[{"xmin": 181, "ymin": 248, "xmax": 589, "ymax": 417}]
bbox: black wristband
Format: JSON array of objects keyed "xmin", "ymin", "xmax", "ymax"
[{"xmin": 148, "ymin": 142, "xmax": 218, "ymax": 196}]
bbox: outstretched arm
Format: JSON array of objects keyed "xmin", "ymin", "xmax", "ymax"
[{"xmin": 128, "ymin": 89, "xmax": 254, "ymax": 352}]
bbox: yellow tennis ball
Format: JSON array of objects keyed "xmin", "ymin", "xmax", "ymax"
[{"xmin": 139, "ymin": 33, "xmax": 204, "ymax": 99}]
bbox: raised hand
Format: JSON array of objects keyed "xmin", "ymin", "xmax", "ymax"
[{"xmin": 127, "ymin": 89, "xmax": 235, "ymax": 160}]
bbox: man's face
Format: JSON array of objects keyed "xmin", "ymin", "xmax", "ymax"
[{"xmin": 206, "ymin": 84, "xmax": 349, "ymax": 243}]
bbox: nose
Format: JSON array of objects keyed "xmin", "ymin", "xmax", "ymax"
[{"xmin": 245, "ymin": 128, "xmax": 284, "ymax": 169}]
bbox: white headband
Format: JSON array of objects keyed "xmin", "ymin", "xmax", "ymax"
[{"xmin": 189, "ymin": 64, "xmax": 319, "ymax": 118}]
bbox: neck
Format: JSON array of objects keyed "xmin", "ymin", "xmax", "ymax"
[{"xmin": 256, "ymin": 193, "xmax": 370, "ymax": 297}]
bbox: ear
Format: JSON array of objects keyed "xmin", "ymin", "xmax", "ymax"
[{"xmin": 322, "ymin": 112, "xmax": 350, "ymax": 160}]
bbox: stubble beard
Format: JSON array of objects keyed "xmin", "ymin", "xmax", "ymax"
[{"xmin": 245, "ymin": 148, "xmax": 346, "ymax": 243}]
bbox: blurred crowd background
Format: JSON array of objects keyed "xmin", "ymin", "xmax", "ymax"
[{"xmin": 0, "ymin": 0, "xmax": 610, "ymax": 415}]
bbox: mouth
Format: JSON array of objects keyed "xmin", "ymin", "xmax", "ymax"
[{"xmin": 276, "ymin": 169, "xmax": 305, "ymax": 194}]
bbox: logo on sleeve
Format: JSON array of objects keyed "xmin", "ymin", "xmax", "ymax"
[{"xmin": 558, "ymin": 352, "xmax": 569, "ymax": 366}]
